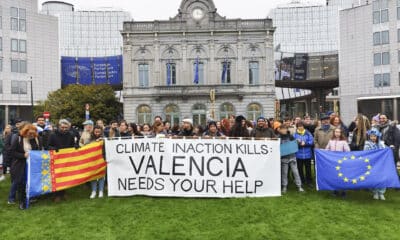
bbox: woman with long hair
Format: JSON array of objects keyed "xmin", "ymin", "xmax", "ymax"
[
  {"xmin": 350, "ymin": 114, "xmax": 370, "ymax": 151},
  {"xmin": 11, "ymin": 124, "xmax": 43, "ymax": 209}
]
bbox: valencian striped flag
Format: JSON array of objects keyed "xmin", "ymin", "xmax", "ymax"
[
  {"xmin": 26, "ymin": 141, "xmax": 106, "ymax": 200},
  {"xmin": 315, "ymin": 148, "xmax": 400, "ymax": 191}
]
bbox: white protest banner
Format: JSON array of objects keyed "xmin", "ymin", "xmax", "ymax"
[{"xmin": 105, "ymin": 138, "xmax": 281, "ymax": 198}]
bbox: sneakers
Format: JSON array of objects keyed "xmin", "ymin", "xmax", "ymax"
[
  {"xmin": 282, "ymin": 186, "xmax": 287, "ymax": 194},
  {"xmin": 7, "ymin": 200, "xmax": 16, "ymax": 205},
  {"xmin": 90, "ymin": 191, "xmax": 96, "ymax": 199},
  {"xmin": 0, "ymin": 175, "xmax": 5, "ymax": 182},
  {"xmin": 298, "ymin": 187, "xmax": 305, "ymax": 192},
  {"xmin": 373, "ymin": 193, "xmax": 379, "ymax": 200},
  {"xmin": 19, "ymin": 203, "xmax": 26, "ymax": 210},
  {"xmin": 379, "ymin": 193, "xmax": 386, "ymax": 201},
  {"xmin": 98, "ymin": 191, "xmax": 104, "ymax": 198}
]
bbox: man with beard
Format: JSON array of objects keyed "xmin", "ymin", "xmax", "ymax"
[
  {"xmin": 48, "ymin": 119, "xmax": 77, "ymax": 202},
  {"xmin": 378, "ymin": 114, "xmax": 400, "ymax": 167},
  {"xmin": 250, "ymin": 117, "xmax": 275, "ymax": 138}
]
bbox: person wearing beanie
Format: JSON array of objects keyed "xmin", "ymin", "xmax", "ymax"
[
  {"xmin": 178, "ymin": 118, "xmax": 195, "ymax": 137},
  {"xmin": 203, "ymin": 121, "xmax": 223, "ymax": 137},
  {"xmin": 230, "ymin": 115, "xmax": 249, "ymax": 137},
  {"xmin": 250, "ymin": 117, "xmax": 275, "ymax": 138}
]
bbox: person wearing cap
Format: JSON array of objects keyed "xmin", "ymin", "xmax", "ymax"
[
  {"xmin": 203, "ymin": 121, "xmax": 224, "ymax": 137},
  {"xmin": 230, "ymin": 115, "xmax": 249, "ymax": 137},
  {"xmin": 48, "ymin": 119, "xmax": 77, "ymax": 202},
  {"xmin": 364, "ymin": 129, "xmax": 387, "ymax": 200},
  {"xmin": 314, "ymin": 114, "xmax": 335, "ymax": 149},
  {"xmin": 250, "ymin": 117, "xmax": 275, "ymax": 138},
  {"xmin": 79, "ymin": 120, "xmax": 94, "ymax": 147},
  {"xmin": 178, "ymin": 118, "xmax": 195, "ymax": 137}
]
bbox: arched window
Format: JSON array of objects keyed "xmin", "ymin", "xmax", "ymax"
[
  {"xmin": 247, "ymin": 103, "xmax": 262, "ymax": 121},
  {"xmin": 165, "ymin": 104, "xmax": 180, "ymax": 126},
  {"xmin": 137, "ymin": 105, "xmax": 152, "ymax": 124},
  {"xmin": 219, "ymin": 103, "xmax": 235, "ymax": 120},
  {"xmin": 192, "ymin": 104, "xmax": 207, "ymax": 126}
]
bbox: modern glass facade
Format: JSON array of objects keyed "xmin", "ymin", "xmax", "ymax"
[{"xmin": 41, "ymin": 1, "xmax": 131, "ymax": 57}]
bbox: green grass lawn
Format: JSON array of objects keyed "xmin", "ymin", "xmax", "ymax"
[{"xmin": 1, "ymin": 174, "xmax": 399, "ymax": 240}]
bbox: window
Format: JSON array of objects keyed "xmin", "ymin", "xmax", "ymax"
[
  {"xmin": 382, "ymin": 52, "xmax": 390, "ymax": 65},
  {"xmin": 381, "ymin": 9, "xmax": 389, "ymax": 23},
  {"xmin": 165, "ymin": 104, "xmax": 180, "ymax": 126},
  {"xmin": 373, "ymin": 32, "xmax": 381, "ymax": 45},
  {"xmin": 0, "ymin": 16, "xmax": 2, "ymax": 30},
  {"xmin": 193, "ymin": 61, "xmax": 204, "ymax": 84},
  {"xmin": 11, "ymin": 80, "xmax": 27, "ymax": 94},
  {"xmin": 247, "ymin": 103, "xmax": 262, "ymax": 121},
  {"xmin": 138, "ymin": 64, "xmax": 149, "ymax": 87},
  {"xmin": 398, "ymin": 6, "xmax": 400, "ymax": 20},
  {"xmin": 0, "ymin": 58, "xmax": 2, "ymax": 72},
  {"xmin": 11, "ymin": 39, "xmax": 18, "ymax": 52},
  {"xmin": 373, "ymin": 11, "xmax": 380, "ymax": 24},
  {"xmin": 10, "ymin": 7, "xmax": 26, "ymax": 32},
  {"xmin": 20, "ymin": 60, "xmax": 27, "ymax": 73},
  {"xmin": 374, "ymin": 53, "xmax": 381, "ymax": 66},
  {"xmin": 192, "ymin": 104, "xmax": 207, "ymax": 126},
  {"xmin": 0, "ymin": 37, "xmax": 2, "ymax": 51},
  {"xmin": 398, "ymin": 29, "xmax": 400, "ymax": 42},
  {"xmin": 382, "ymin": 73, "xmax": 390, "ymax": 86},
  {"xmin": 374, "ymin": 73, "xmax": 390, "ymax": 87},
  {"xmin": 381, "ymin": 31, "xmax": 389, "ymax": 44},
  {"xmin": 398, "ymin": 50, "xmax": 400, "ymax": 63},
  {"xmin": 374, "ymin": 74, "xmax": 382, "ymax": 87},
  {"xmin": 219, "ymin": 103, "xmax": 235, "ymax": 120},
  {"xmin": 249, "ymin": 62, "xmax": 259, "ymax": 85},
  {"xmin": 19, "ymin": 40, "xmax": 26, "ymax": 53},
  {"xmin": 137, "ymin": 105, "xmax": 152, "ymax": 124},
  {"xmin": 166, "ymin": 63, "xmax": 176, "ymax": 85},
  {"xmin": 11, "ymin": 60, "xmax": 18, "ymax": 72},
  {"xmin": 221, "ymin": 61, "xmax": 231, "ymax": 84}
]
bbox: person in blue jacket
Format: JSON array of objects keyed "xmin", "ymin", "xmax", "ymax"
[{"xmin": 293, "ymin": 121, "xmax": 314, "ymax": 188}]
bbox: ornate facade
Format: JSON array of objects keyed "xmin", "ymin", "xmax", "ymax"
[{"xmin": 122, "ymin": 0, "xmax": 275, "ymax": 126}]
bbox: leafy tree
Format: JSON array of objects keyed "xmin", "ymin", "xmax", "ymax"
[{"xmin": 34, "ymin": 85, "xmax": 122, "ymax": 127}]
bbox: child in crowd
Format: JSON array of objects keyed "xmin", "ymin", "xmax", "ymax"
[
  {"xmin": 277, "ymin": 124, "xmax": 304, "ymax": 193},
  {"xmin": 326, "ymin": 127, "xmax": 350, "ymax": 198},
  {"xmin": 293, "ymin": 121, "xmax": 314, "ymax": 188},
  {"xmin": 364, "ymin": 129, "xmax": 387, "ymax": 200},
  {"xmin": 89, "ymin": 125, "xmax": 105, "ymax": 199}
]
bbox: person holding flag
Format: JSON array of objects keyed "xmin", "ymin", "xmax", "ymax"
[
  {"xmin": 10, "ymin": 124, "xmax": 43, "ymax": 209},
  {"xmin": 364, "ymin": 129, "xmax": 387, "ymax": 200}
]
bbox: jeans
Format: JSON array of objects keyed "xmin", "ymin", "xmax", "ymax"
[
  {"xmin": 281, "ymin": 155, "xmax": 302, "ymax": 187},
  {"xmin": 90, "ymin": 177, "xmax": 105, "ymax": 192},
  {"xmin": 8, "ymin": 180, "xmax": 18, "ymax": 202}
]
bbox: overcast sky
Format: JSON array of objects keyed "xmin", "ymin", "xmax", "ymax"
[{"xmin": 38, "ymin": 0, "xmax": 325, "ymax": 20}]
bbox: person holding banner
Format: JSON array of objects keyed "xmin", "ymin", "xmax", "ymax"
[
  {"xmin": 151, "ymin": 120, "xmax": 167, "ymax": 138},
  {"xmin": 10, "ymin": 124, "xmax": 43, "ymax": 209},
  {"xmin": 325, "ymin": 127, "xmax": 350, "ymax": 198},
  {"xmin": 293, "ymin": 121, "xmax": 314, "ymax": 188},
  {"xmin": 277, "ymin": 124, "xmax": 304, "ymax": 193},
  {"xmin": 250, "ymin": 117, "xmax": 275, "ymax": 138},
  {"xmin": 230, "ymin": 115, "xmax": 249, "ymax": 138},
  {"xmin": 178, "ymin": 118, "xmax": 196, "ymax": 137},
  {"xmin": 364, "ymin": 129, "xmax": 387, "ymax": 200},
  {"xmin": 203, "ymin": 121, "xmax": 224, "ymax": 137}
]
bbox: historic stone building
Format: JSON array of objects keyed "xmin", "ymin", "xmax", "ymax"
[{"xmin": 121, "ymin": 0, "xmax": 275, "ymax": 126}]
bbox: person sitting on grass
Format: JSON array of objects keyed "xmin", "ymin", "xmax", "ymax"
[{"xmin": 364, "ymin": 129, "xmax": 387, "ymax": 201}]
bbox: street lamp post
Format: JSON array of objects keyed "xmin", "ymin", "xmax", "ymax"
[{"xmin": 30, "ymin": 76, "xmax": 34, "ymax": 122}]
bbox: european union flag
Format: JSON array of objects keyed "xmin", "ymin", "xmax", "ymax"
[{"xmin": 315, "ymin": 148, "xmax": 400, "ymax": 191}]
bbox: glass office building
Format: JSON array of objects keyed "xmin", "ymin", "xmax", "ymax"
[{"xmin": 41, "ymin": 1, "xmax": 131, "ymax": 57}]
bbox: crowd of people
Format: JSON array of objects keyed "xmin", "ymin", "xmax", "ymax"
[{"xmin": 0, "ymin": 111, "xmax": 399, "ymax": 209}]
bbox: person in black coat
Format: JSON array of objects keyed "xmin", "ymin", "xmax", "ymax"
[
  {"xmin": 47, "ymin": 119, "xmax": 76, "ymax": 202},
  {"xmin": 11, "ymin": 124, "xmax": 43, "ymax": 209}
]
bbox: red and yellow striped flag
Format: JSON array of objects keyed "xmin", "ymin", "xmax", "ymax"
[{"xmin": 50, "ymin": 141, "xmax": 106, "ymax": 191}]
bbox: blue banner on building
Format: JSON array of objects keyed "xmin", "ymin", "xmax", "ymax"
[{"xmin": 61, "ymin": 55, "xmax": 123, "ymax": 89}]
